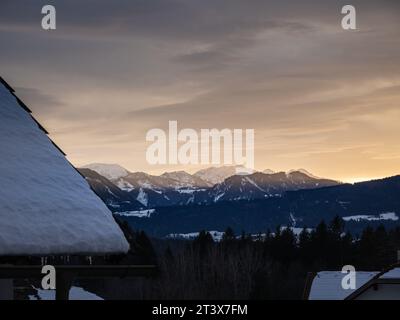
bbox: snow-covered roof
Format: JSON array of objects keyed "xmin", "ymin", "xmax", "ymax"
[
  {"xmin": 379, "ymin": 267, "xmax": 400, "ymax": 279},
  {"xmin": 0, "ymin": 79, "xmax": 129, "ymax": 256},
  {"xmin": 308, "ymin": 266, "xmax": 400, "ymax": 300},
  {"xmin": 308, "ymin": 271, "xmax": 378, "ymax": 300},
  {"xmin": 29, "ymin": 286, "xmax": 103, "ymax": 300}
]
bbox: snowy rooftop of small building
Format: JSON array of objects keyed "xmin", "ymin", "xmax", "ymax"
[
  {"xmin": 308, "ymin": 267, "xmax": 400, "ymax": 300},
  {"xmin": 308, "ymin": 271, "xmax": 378, "ymax": 300},
  {"xmin": 379, "ymin": 267, "xmax": 400, "ymax": 279},
  {"xmin": 0, "ymin": 80, "xmax": 129, "ymax": 256}
]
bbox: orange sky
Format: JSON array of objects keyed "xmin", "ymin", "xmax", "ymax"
[{"xmin": 1, "ymin": 1, "xmax": 400, "ymax": 183}]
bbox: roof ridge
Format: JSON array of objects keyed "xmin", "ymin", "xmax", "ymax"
[
  {"xmin": 344, "ymin": 262, "xmax": 400, "ymax": 300},
  {"xmin": 0, "ymin": 77, "xmax": 65, "ymax": 154},
  {"xmin": 0, "ymin": 77, "xmax": 15, "ymax": 92}
]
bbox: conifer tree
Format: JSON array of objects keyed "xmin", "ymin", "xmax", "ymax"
[{"xmin": 222, "ymin": 227, "xmax": 235, "ymax": 242}]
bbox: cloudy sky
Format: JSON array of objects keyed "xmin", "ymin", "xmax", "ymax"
[{"xmin": 1, "ymin": 0, "xmax": 400, "ymax": 182}]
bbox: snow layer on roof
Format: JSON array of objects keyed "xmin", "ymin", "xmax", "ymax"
[
  {"xmin": 380, "ymin": 268, "xmax": 400, "ymax": 279},
  {"xmin": 29, "ymin": 287, "xmax": 103, "ymax": 300},
  {"xmin": 0, "ymin": 83, "xmax": 129, "ymax": 255},
  {"xmin": 308, "ymin": 271, "xmax": 378, "ymax": 300}
]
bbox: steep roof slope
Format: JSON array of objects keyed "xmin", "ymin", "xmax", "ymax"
[
  {"xmin": 0, "ymin": 78, "xmax": 129, "ymax": 255},
  {"xmin": 307, "ymin": 271, "xmax": 378, "ymax": 300}
]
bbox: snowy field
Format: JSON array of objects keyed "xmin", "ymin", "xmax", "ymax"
[
  {"xmin": 342, "ymin": 212, "xmax": 398, "ymax": 222},
  {"xmin": 166, "ymin": 231, "xmax": 225, "ymax": 241},
  {"xmin": 166, "ymin": 227, "xmax": 314, "ymax": 242},
  {"xmin": 114, "ymin": 209, "xmax": 155, "ymax": 218}
]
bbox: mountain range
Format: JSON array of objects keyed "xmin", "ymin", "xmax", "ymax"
[
  {"xmin": 79, "ymin": 164, "xmax": 400, "ymax": 236},
  {"xmin": 80, "ymin": 164, "xmax": 339, "ymax": 210}
]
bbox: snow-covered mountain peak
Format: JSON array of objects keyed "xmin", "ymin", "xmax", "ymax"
[
  {"xmin": 263, "ymin": 169, "xmax": 275, "ymax": 174},
  {"xmin": 161, "ymin": 171, "xmax": 211, "ymax": 188},
  {"xmin": 288, "ymin": 169, "xmax": 321, "ymax": 179},
  {"xmin": 194, "ymin": 165, "xmax": 254, "ymax": 185},
  {"xmin": 82, "ymin": 163, "xmax": 130, "ymax": 180},
  {"xmin": 161, "ymin": 170, "xmax": 192, "ymax": 180}
]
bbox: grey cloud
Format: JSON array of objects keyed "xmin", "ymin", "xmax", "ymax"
[
  {"xmin": 0, "ymin": 0, "xmax": 399, "ymax": 179},
  {"xmin": 1, "ymin": 0, "xmax": 394, "ymax": 40},
  {"xmin": 14, "ymin": 87, "xmax": 64, "ymax": 113}
]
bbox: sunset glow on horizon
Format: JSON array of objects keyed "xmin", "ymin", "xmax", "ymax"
[{"xmin": 1, "ymin": 0, "xmax": 400, "ymax": 183}]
